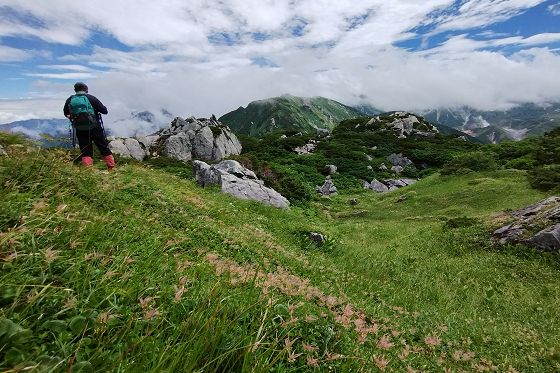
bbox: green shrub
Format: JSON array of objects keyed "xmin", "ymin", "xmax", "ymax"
[
  {"xmin": 441, "ymin": 151, "xmax": 498, "ymax": 175},
  {"xmin": 0, "ymin": 132, "xmax": 26, "ymax": 146},
  {"xmin": 504, "ymin": 157, "xmax": 537, "ymax": 170},
  {"xmin": 528, "ymin": 165, "xmax": 560, "ymax": 192},
  {"xmin": 262, "ymin": 164, "xmax": 315, "ymax": 204}
]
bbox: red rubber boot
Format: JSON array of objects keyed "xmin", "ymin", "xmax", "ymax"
[
  {"xmin": 81, "ymin": 156, "xmax": 94, "ymax": 167},
  {"xmin": 102, "ymin": 155, "xmax": 116, "ymax": 170}
]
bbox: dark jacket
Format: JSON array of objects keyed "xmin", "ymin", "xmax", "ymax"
[{"xmin": 63, "ymin": 93, "xmax": 108, "ymax": 119}]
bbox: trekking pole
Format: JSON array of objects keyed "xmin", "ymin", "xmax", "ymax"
[
  {"xmin": 98, "ymin": 113, "xmax": 107, "ymax": 135},
  {"xmin": 68, "ymin": 120, "xmax": 76, "ymax": 148}
]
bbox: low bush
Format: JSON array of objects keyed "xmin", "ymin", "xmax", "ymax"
[
  {"xmin": 441, "ymin": 151, "xmax": 498, "ymax": 175},
  {"xmin": 504, "ymin": 157, "xmax": 537, "ymax": 170},
  {"xmin": 528, "ymin": 165, "xmax": 560, "ymax": 192}
]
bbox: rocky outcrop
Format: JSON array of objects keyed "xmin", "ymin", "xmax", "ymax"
[
  {"xmin": 387, "ymin": 153, "xmax": 415, "ymax": 168},
  {"xmin": 192, "ymin": 160, "xmax": 289, "ymax": 209},
  {"xmin": 294, "ymin": 140, "xmax": 317, "ymax": 155},
  {"xmin": 316, "ymin": 128, "xmax": 331, "ymax": 138},
  {"xmin": 324, "ymin": 165, "xmax": 337, "ymax": 175},
  {"xmin": 365, "ymin": 112, "xmax": 439, "ymax": 139},
  {"xmin": 364, "ymin": 178, "xmax": 417, "ymax": 193},
  {"xmin": 364, "ymin": 179, "xmax": 389, "ymax": 193},
  {"xmin": 308, "ymin": 232, "xmax": 327, "ymax": 244},
  {"xmin": 108, "ymin": 115, "xmax": 242, "ymax": 162},
  {"xmin": 0, "ymin": 144, "xmax": 7, "ymax": 156},
  {"xmin": 108, "ymin": 138, "xmax": 147, "ymax": 161},
  {"xmin": 492, "ymin": 197, "xmax": 560, "ymax": 253},
  {"xmin": 316, "ymin": 177, "xmax": 337, "ymax": 196}
]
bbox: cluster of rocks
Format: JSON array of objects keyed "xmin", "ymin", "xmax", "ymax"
[
  {"xmin": 492, "ymin": 197, "xmax": 560, "ymax": 252},
  {"xmin": 192, "ymin": 160, "xmax": 289, "ymax": 209},
  {"xmin": 108, "ymin": 115, "xmax": 242, "ymax": 162},
  {"xmin": 316, "ymin": 177, "xmax": 338, "ymax": 196},
  {"xmin": 361, "ymin": 112, "xmax": 439, "ymax": 139},
  {"xmin": 364, "ymin": 178, "xmax": 417, "ymax": 193},
  {"xmin": 294, "ymin": 139, "xmax": 318, "ymax": 155},
  {"xmin": 0, "ymin": 144, "xmax": 6, "ymax": 156},
  {"xmin": 385, "ymin": 153, "xmax": 415, "ymax": 174}
]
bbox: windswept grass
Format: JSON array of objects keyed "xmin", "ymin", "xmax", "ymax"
[{"xmin": 1, "ymin": 145, "xmax": 559, "ymax": 372}]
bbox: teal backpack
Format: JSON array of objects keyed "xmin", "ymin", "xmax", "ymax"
[{"xmin": 69, "ymin": 94, "xmax": 98, "ymax": 130}]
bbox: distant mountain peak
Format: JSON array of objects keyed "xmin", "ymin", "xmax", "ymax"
[{"xmin": 219, "ymin": 95, "xmax": 363, "ymax": 136}]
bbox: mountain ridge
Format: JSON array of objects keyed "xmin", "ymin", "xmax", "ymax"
[{"xmin": 219, "ymin": 95, "xmax": 363, "ymax": 136}]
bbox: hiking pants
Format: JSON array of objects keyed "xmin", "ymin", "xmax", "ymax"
[{"xmin": 76, "ymin": 126, "xmax": 112, "ymax": 157}]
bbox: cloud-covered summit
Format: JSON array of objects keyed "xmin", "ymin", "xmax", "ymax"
[{"xmin": 1, "ymin": 0, "xmax": 560, "ymax": 124}]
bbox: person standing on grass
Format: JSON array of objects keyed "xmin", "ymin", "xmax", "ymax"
[{"xmin": 63, "ymin": 82, "xmax": 115, "ymax": 170}]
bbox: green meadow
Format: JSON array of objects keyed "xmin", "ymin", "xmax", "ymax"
[{"xmin": 1, "ymin": 141, "xmax": 558, "ymax": 372}]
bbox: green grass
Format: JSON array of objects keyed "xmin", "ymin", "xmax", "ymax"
[{"xmin": 1, "ymin": 146, "xmax": 559, "ymax": 372}]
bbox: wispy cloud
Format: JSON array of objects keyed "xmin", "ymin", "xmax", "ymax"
[
  {"xmin": 0, "ymin": 45, "xmax": 30, "ymax": 61},
  {"xmin": 549, "ymin": 3, "xmax": 560, "ymax": 15}
]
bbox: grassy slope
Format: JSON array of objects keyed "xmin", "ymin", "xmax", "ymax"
[{"xmin": 1, "ymin": 146, "xmax": 559, "ymax": 372}]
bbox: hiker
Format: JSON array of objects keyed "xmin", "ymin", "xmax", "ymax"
[{"xmin": 63, "ymin": 82, "xmax": 115, "ymax": 169}]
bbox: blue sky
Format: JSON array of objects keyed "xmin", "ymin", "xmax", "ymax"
[{"xmin": 1, "ymin": 0, "xmax": 560, "ymax": 126}]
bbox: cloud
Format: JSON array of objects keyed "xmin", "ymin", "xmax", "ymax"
[
  {"xmin": 25, "ymin": 72, "xmax": 97, "ymax": 80},
  {"xmin": 1, "ymin": 0, "xmax": 559, "ymax": 133},
  {"xmin": 0, "ymin": 45, "xmax": 31, "ymax": 61},
  {"xmin": 0, "ymin": 98, "xmax": 63, "ymax": 124},
  {"xmin": 549, "ymin": 3, "xmax": 560, "ymax": 15}
]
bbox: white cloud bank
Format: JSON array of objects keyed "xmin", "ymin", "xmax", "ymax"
[{"xmin": 1, "ymin": 0, "xmax": 560, "ymax": 126}]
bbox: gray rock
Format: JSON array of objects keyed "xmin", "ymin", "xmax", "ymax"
[
  {"xmin": 220, "ymin": 173, "xmax": 289, "ymax": 209},
  {"xmin": 190, "ymin": 126, "xmax": 214, "ymax": 160},
  {"xmin": 379, "ymin": 163, "xmax": 388, "ymax": 171},
  {"xmin": 529, "ymin": 224, "xmax": 560, "ymax": 252},
  {"xmin": 110, "ymin": 116, "xmax": 242, "ymax": 163},
  {"xmin": 387, "ymin": 153, "xmax": 415, "ymax": 168},
  {"xmin": 316, "ymin": 178, "xmax": 337, "ymax": 196},
  {"xmin": 192, "ymin": 160, "xmax": 289, "ymax": 208},
  {"xmin": 294, "ymin": 143, "xmax": 316, "ymax": 155},
  {"xmin": 280, "ymin": 135, "xmax": 287, "ymax": 139},
  {"xmin": 108, "ymin": 139, "xmax": 126, "ymax": 154},
  {"xmin": 391, "ymin": 165, "xmax": 404, "ymax": 174},
  {"xmin": 399, "ymin": 179, "xmax": 418, "ymax": 186},
  {"xmin": 308, "ymin": 232, "xmax": 327, "ymax": 244},
  {"xmin": 324, "ymin": 164, "xmax": 337, "ymax": 175},
  {"xmin": 385, "ymin": 179, "xmax": 407, "ymax": 188},
  {"xmin": 123, "ymin": 138, "xmax": 147, "ymax": 161},
  {"xmin": 213, "ymin": 131, "xmax": 242, "ymax": 161},
  {"xmin": 316, "ymin": 128, "xmax": 331, "ymax": 137},
  {"xmin": 0, "ymin": 144, "xmax": 7, "ymax": 156},
  {"xmin": 163, "ymin": 133, "xmax": 192, "ymax": 162},
  {"xmin": 109, "ymin": 138, "xmax": 146, "ymax": 160},
  {"xmin": 137, "ymin": 135, "xmax": 160, "ymax": 150},
  {"xmin": 367, "ymin": 166, "xmax": 373, "ymax": 170},
  {"xmin": 512, "ymin": 196, "xmax": 560, "ymax": 218},
  {"xmin": 349, "ymin": 199, "xmax": 358, "ymax": 206},
  {"xmin": 492, "ymin": 197, "xmax": 560, "ymax": 253},
  {"xmin": 364, "ymin": 179, "xmax": 389, "ymax": 193},
  {"xmin": 214, "ymin": 160, "xmax": 257, "ymax": 179},
  {"xmin": 192, "ymin": 160, "xmax": 220, "ymax": 187}
]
